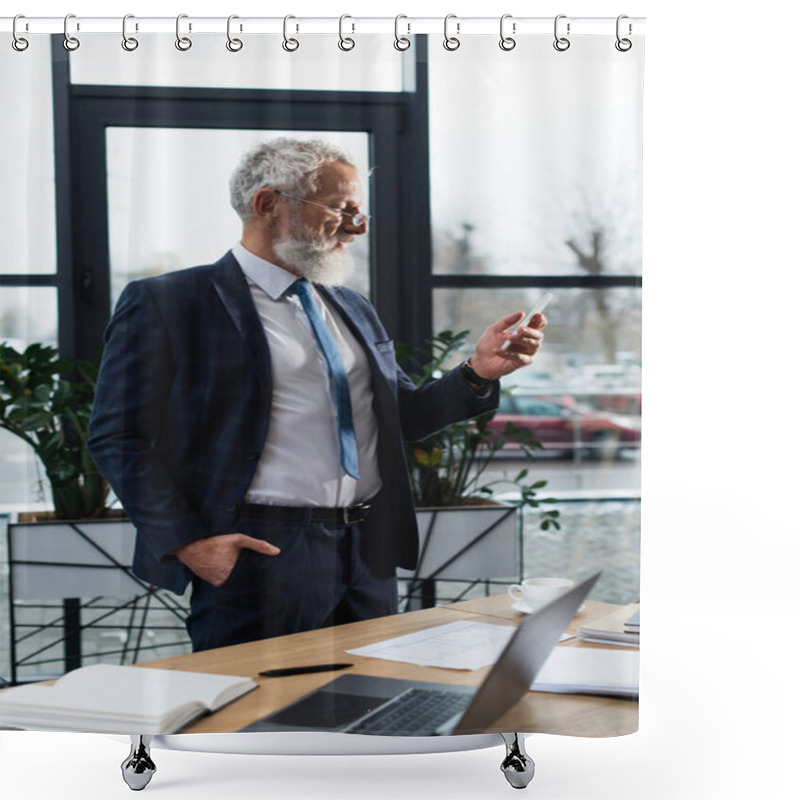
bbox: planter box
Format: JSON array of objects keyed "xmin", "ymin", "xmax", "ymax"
[
  {"xmin": 9, "ymin": 517, "xmax": 141, "ymax": 600},
  {"xmin": 398, "ymin": 502, "xmax": 522, "ymax": 583},
  {"xmin": 5, "ymin": 517, "xmax": 190, "ymax": 684}
]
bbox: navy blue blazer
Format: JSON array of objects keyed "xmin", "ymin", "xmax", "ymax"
[{"xmin": 88, "ymin": 251, "xmax": 499, "ymax": 594}]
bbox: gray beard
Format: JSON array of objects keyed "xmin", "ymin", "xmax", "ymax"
[{"xmin": 273, "ymin": 234, "xmax": 355, "ymax": 286}]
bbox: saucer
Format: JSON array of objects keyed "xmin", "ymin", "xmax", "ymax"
[{"xmin": 511, "ymin": 600, "xmax": 586, "ymax": 615}]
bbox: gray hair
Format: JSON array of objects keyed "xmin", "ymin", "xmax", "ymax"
[{"xmin": 229, "ymin": 137, "xmax": 356, "ymax": 220}]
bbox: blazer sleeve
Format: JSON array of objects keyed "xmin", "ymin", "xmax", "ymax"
[
  {"xmin": 88, "ymin": 280, "xmax": 213, "ymax": 564},
  {"xmin": 337, "ymin": 286, "xmax": 500, "ymax": 443},
  {"xmin": 396, "ymin": 364, "xmax": 500, "ymax": 443}
]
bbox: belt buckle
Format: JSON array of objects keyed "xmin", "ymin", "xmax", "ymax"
[{"xmin": 343, "ymin": 503, "xmax": 369, "ymax": 524}]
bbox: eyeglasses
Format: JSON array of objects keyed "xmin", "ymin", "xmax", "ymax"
[{"xmin": 273, "ymin": 189, "xmax": 369, "ymax": 227}]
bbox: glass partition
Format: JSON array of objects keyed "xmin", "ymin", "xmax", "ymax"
[
  {"xmin": 428, "ymin": 35, "xmax": 642, "ymax": 277},
  {"xmin": 0, "ymin": 46, "xmax": 56, "ymax": 275}
]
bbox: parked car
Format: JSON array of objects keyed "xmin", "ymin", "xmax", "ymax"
[
  {"xmin": 488, "ymin": 392, "xmax": 641, "ymax": 460},
  {"xmin": 588, "ymin": 390, "xmax": 642, "ymax": 416}
]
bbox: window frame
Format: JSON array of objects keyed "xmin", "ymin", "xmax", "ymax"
[{"xmin": 0, "ymin": 36, "xmax": 434, "ymax": 360}]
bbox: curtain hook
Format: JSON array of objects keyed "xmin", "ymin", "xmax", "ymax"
[
  {"xmin": 499, "ymin": 14, "xmax": 516, "ymax": 51},
  {"xmin": 226, "ymin": 15, "xmax": 243, "ymax": 51},
  {"xmin": 283, "ymin": 15, "xmax": 299, "ymax": 51},
  {"xmin": 615, "ymin": 15, "xmax": 633, "ymax": 52},
  {"xmin": 394, "ymin": 14, "xmax": 411, "ymax": 51},
  {"xmin": 122, "ymin": 14, "xmax": 139, "ymax": 51},
  {"xmin": 553, "ymin": 14, "xmax": 571, "ymax": 52},
  {"xmin": 12, "ymin": 14, "xmax": 29, "ymax": 52},
  {"xmin": 63, "ymin": 13, "xmax": 80, "ymax": 51},
  {"xmin": 443, "ymin": 14, "xmax": 460, "ymax": 51},
  {"xmin": 175, "ymin": 14, "xmax": 192, "ymax": 51},
  {"xmin": 338, "ymin": 14, "xmax": 355, "ymax": 51}
]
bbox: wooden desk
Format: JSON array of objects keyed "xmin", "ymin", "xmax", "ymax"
[{"xmin": 139, "ymin": 597, "xmax": 639, "ymax": 738}]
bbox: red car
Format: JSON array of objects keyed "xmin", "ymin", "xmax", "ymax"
[{"xmin": 488, "ymin": 393, "xmax": 641, "ymax": 459}]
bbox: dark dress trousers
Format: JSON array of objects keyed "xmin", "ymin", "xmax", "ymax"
[{"xmin": 88, "ymin": 251, "xmax": 499, "ymax": 645}]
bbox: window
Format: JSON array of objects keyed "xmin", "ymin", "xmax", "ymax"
[
  {"xmin": 427, "ymin": 36, "xmax": 643, "ymax": 601},
  {"xmin": 0, "ymin": 47, "xmax": 57, "ymax": 276},
  {"xmin": 106, "ymin": 127, "xmax": 372, "ymax": 308},
  {"xmin": 0, "ymin": 49, "xmax": 59, "ymax": 516},
  {"xmin": 428, "ymin": 35, "xmax": 642, "ymax": 495}
]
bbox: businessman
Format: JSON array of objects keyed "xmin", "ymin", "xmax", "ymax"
[{"xmin": 88, "ymin": 138, "xmax": 546, "ymax": 652}]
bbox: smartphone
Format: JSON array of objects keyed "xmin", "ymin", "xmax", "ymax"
[{"xmin": 500, "ymin": 292, "xmax": 554, "ymax": 350}]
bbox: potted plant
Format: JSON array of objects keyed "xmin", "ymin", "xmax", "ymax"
[
  {"xmin": 395, "ymin": 330, "xmax": 560, "ymax": 607},
  {"xmin": 0, "ymin": 343, "xmax": 187, "ymax": 683},
  {"xmin": 0, "ymin": 342, "xmax": 108, "ymax": 520}
]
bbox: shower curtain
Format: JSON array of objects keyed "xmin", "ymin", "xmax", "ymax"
[{"xmin": 0, "ymin": 14, "xmax": 643, "ymax": 749}]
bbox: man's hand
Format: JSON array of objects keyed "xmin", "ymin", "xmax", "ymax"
[
  {"xmin": 468, "ymin": 311, "xmax": 547, "ymax": 381},
  {"xmin": 173, "ymin": 533, "xmax": 281, "ymax": 587}
]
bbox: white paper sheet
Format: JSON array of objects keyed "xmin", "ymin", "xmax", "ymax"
[{"xmin": 346, "ymin": 620, "xmax": 516, "ymax": 670}]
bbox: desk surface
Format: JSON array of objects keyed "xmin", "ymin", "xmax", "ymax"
[{"xmin": 140, "ymin": 597, "xmax": 639, "ymax": 738}]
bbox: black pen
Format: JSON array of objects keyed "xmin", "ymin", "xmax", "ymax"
[{"xmin": 259, "ymin": 663, "xmax": 353, "ymax": 678}]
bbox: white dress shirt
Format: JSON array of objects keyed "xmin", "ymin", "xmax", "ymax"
[{"xmin": 232, "ymin": 243, "xmax": 382, "ymax": 507}]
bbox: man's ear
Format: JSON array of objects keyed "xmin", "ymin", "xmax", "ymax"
[{"xmin": 251, "ymin": 187, "xmax": 279, "ymax": 219}]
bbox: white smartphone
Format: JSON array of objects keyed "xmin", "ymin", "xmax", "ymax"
[{"xmin": 500, "ymin": 292, "xmax": 554, "ymax": 350}]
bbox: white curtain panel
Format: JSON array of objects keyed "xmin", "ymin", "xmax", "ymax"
[{"xmin": 0, "ymin": 15, "xmax": 643, "ymax": 754}]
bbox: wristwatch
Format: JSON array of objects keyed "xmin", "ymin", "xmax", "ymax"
[{"xmin": 460, "ymin": 359, "xmax": 496, "ymax": 391}]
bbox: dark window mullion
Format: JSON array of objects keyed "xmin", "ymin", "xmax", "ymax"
[
  {"xmin": 52, "ymin": 35, "xmax": 77, "ymax": 359},
  {"xmin": 0, "ymin": 276, "xmax": 63, "ymax": 287},
  {"xmin": 432, "ymin": 274, "xmax": 642, "ymax": 289},
  {"xmin": 70, "ymin": 84, "xmax": 409, "ymax": 109}
]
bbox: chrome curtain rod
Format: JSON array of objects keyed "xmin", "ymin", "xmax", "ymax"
[{"xmin": 1, "ymin": 15, "xmax": 646, "ymax": 37}]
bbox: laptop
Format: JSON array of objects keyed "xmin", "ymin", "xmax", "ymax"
[{"xmin": 239, "ymin": 572, "xmax": 600, "ymax": 736}]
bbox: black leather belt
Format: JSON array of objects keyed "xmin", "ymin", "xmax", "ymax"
[{"xmin": 239, "ymin": 502, "xmax": 372, "ymax": 526}]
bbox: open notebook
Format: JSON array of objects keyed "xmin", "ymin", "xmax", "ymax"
[{"xmin": 0, "ymin": 665, "xmax": 257, "ymax": 734}]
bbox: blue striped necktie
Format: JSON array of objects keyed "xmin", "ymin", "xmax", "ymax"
[{"xmin": 288, "ymin": 280, "xmax": 359, "ymax": 480}]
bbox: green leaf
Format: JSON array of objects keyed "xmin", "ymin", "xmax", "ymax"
[
  {"xmin": 48, "ymin": 461, "xmax": 80, "ymax": 484},
  {"xmin": 33, "ymin": 384, "xmax": 54, "ymax": 401},
  {"xmin": 15, "ymin": 411, "xmax": 53, "ymax": 431},
  {"xmin": 400, "ymin": 329, "xmax": 560, "ymax": 532}
]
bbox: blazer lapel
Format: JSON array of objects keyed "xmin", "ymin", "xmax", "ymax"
[
  {"xmin": 211, "ymin": 251, "xmax": 272, "ymax": 395},
  {"xmin": 317, "ymin": 285, "xmax": 395, "ymax": 391},
  {"xmin": 317, "ymin": 285, "xmax": 370, "ymax": 350}
]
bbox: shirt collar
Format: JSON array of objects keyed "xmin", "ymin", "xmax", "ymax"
[{"xmin": 232, "ymin": 242, "xmax": 298, "ymax": 300}]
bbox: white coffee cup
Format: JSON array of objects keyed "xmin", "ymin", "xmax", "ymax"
[{"xmin": 508, "ymin": 577, "xmax": 575, "ymax": 612}]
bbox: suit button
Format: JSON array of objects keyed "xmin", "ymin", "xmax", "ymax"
[
  {"xmin": 226, "ymin": 503, "xmax": 237, "ymax": 512},
  {"xmin": 247, "ymin": 451, "xmax": 259, "ymax": 461}
]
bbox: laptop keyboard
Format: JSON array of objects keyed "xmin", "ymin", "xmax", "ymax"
[{"xmin": 344, "ymin": 687, "xmax": 472, "ymax": 736}]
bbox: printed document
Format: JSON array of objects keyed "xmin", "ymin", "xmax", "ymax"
[{"xmin": 346, "ymin": 620, "xmax": 570, "ymax": 671}]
